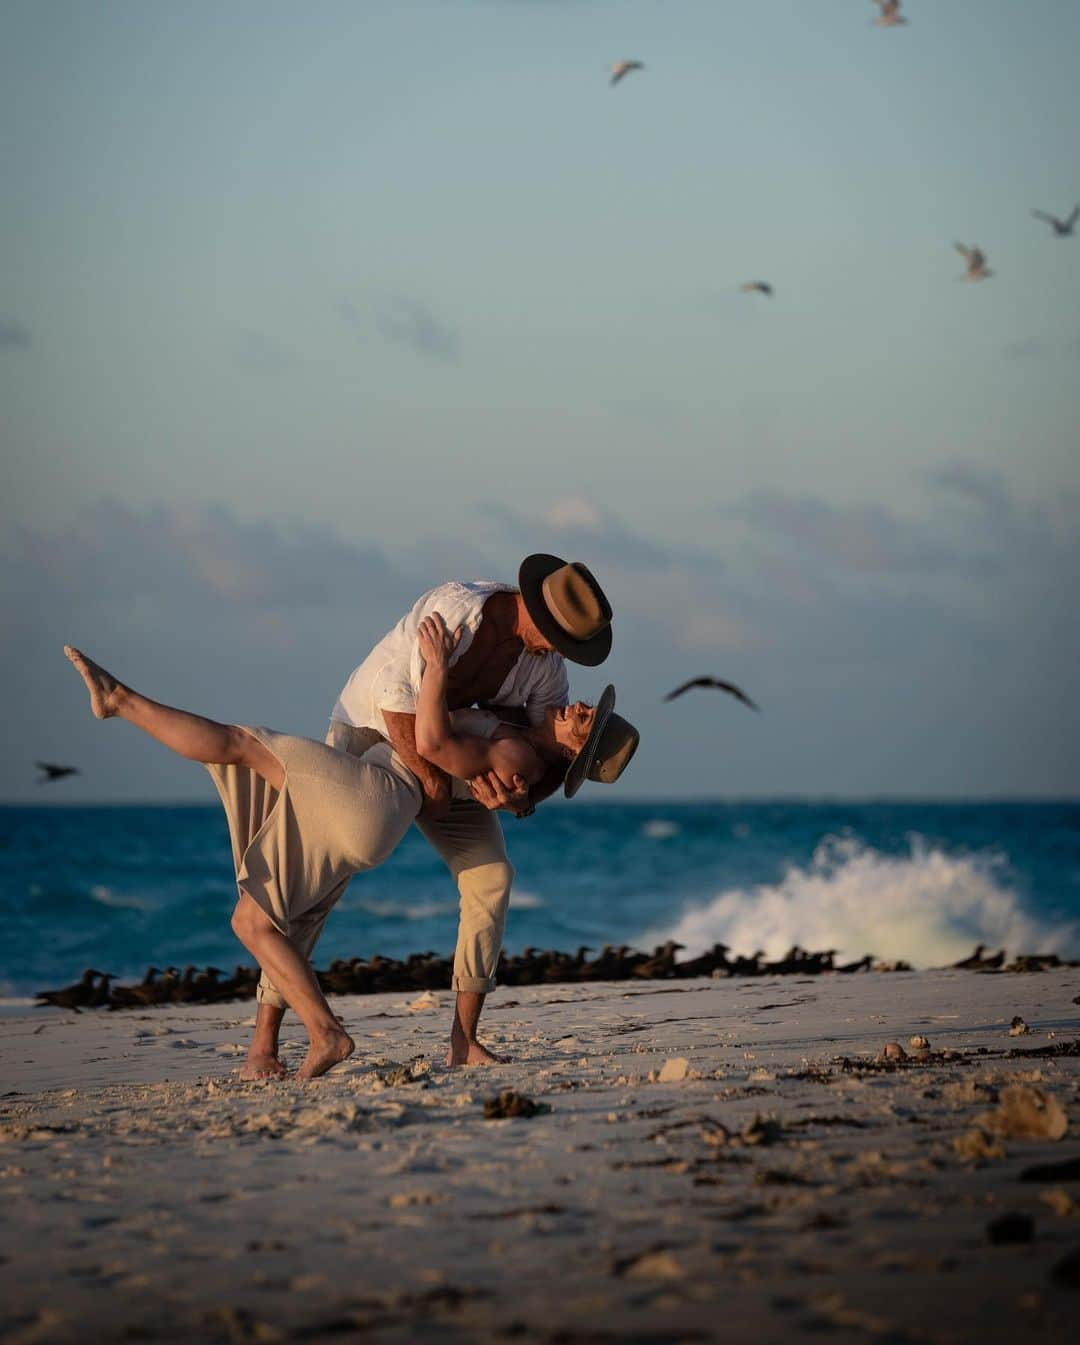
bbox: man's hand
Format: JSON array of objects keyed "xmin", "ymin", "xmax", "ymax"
[{"xmin": 469, "ymin": 770, "xmax": 530, "ymax": 815}]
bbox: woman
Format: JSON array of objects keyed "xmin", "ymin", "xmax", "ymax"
[{"xmin": 63, "ymin": 630, "xmax": 637, "ymax": 1078}]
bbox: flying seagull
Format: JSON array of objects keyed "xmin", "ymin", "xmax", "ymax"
[
  {"xmin": 663, "ymin": 678, "xmax": 760, "ymax": 711},
  {"xmin": 872, "ymin": 0, "xmax": 908, "ymax": 26},
  {"xmin": 610, "ymin": 60, "xmax": 644, "ymax": 87},
  {"xmin": 955, "ymin": 243, "xmax": 992, "ymax": 282},
  {"xmin": 740, "ymin": 281, "xmax": 773, "ymax": 297},
  {"xmin": 1031, "ymin": 205, "xmax": 1078, "ymax": 238},
  {"xmin": 36, "ymin": 761, "xmax": 79, "ymax": 783}
]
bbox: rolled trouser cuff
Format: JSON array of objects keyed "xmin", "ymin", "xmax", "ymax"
[
  {"xmin": 451, "ymin": 859, "xmax": 512, "ymax": 997},
  {"xmin": 451, "ymin": 973, "xmax": 497, "ymax": 994},
  {"xmin": 256, "ymin": 979, "xmax": 288, "ymax": 1009}
]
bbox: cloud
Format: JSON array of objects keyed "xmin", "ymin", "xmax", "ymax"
[
  {"xmin": 2, "ymin": 468, "xmax": 1077, "ymax": 800},
  {"xmin": 1002, "ymin": 336, "xmax": 1045, "ymax": 360},
  {"xmin": 233, "ymin": 330, "xmax": 295, "ymax": 376},
  {"xmin": 335, "ymin": 294, "xmax": 460, "ymax": 362},
  {"xmin": 0, "ymin": 317, "xmax": 30, "ymax": 350},
  {"xmin": 732, "ymin": 490, "xmax": 966, "ymax": 574},
  {"xmin": 374, "ymin": 295, "xmax": 459, "ymax": 362},
  {"xmin": 544, "ymin": 496, "xmax": 601, "ymax": 530}
]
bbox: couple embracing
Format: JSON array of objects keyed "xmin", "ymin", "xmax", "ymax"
[{"xmin": 64, "ymin": 555, "xmax": 639, "ymax": 1078}]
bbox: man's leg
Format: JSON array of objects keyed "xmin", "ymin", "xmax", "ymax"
[{"xmin": 415, "ymin": 800, "xmax": 514, "ymax": 1066}]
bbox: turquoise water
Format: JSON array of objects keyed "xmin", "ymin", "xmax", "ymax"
[{"xmin": 2, "ymin": 801, "xmax": 1078, "ymax": 996}]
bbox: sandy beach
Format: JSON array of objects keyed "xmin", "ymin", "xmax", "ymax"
[{"xmin": 2, "ymin": 968, "xmax": 1078, "ymax": 1344}]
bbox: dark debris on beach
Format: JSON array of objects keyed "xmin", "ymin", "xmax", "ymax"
[{"xmin": 32, "ymin": 941, "xmax": 1080, "ymax": 1013}]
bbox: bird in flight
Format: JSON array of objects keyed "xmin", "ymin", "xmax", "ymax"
[
  {"xmin": 610, "ymin": 60, "xmax": 644, "ymax": 87},
  {"xmin": 663, "ymin": 678, "xmax": 760, "ymax": 711},
  {"xmin": 955, "ymin": 243, "xmax": 993, "ymax": 282},
  {"xmin": 872, "ymin": 0, "xmax": 908, "ymax": 26},
  {"xmin": 36, "ymin": 761, "xmax": 79, "ymax": 783},
  {"xmin": 740, "ymin": 281, "xmax": 773, "ymax": 297},
  {"xmin": 1031, "ymin": 205, "xmax": 1078, "ymax": 238}
]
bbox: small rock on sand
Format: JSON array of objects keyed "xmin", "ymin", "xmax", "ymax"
[
  {"xmin": 1038, "ymin": 1189, "xmax": 1078, "ymax": 1217},
  {"xmin": 614, "ymin": 1248, "xmax": 686, "ymax": 1280},
  {"xmin": 742, "ymin": 1114, "xmax": 782, "ymax": 1146},
  {"xmin": 1009, "ymin": 1016, "xmax": 1030, "ymax": 1037},
  {"xmin": 954, "ymin": 1129, "xmax": 1006, "ymax": 1162},
  {"xmin": 879, "ymin": 1042, "xmax": 907, "ymax": 1061},
  {"xmin": 908, "ymin": 1035, "xmax": 930, "ymax": 1052},
  {"xmin": 389, "ymin": 1189, "xmax": 445, "ymax": 1208},
  {"xmin": 987, "ymin": 1212, "xmax": 1034, "ymax": 1244},
  {"xmin": 483, "ymin": 1091, "xmax": 548, "ymax": 1120},
  {"xmin": 974, "ymin": 1084, "xmax": 1068, "ymax": 1141},
  {"xmin": 658, "ymin": 1057, "xmax": 690, "ymax": 1082}
]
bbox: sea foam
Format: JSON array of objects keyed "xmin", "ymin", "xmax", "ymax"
[{"xmin": 647, "ymin": 834, "xmax": 1078, "ymax": 969}]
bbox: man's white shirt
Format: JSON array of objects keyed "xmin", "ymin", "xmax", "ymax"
[{"xmin": 331, "ymin": 581, "xmax": 570, "ymax": 737}]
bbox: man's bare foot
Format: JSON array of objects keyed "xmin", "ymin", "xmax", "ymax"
[
  {"xmin": 297, "ymin": 1027, "xmax": 355, "ymax": 1079},
  {"xmin": 64, "ymin": 646, "xmax": 127, "ymax": 719},
  {"xmin": 445, "ymin": 1034, "xmax": 508, "ymax": 1067},
  {"xmin": 239, "ymin": 1050, "xmax": 286, "ymax": 1081}
]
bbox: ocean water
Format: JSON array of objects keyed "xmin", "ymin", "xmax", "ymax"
[{"xmin": 2, "ymin": 801, "xmax": 1078, "ymax": 997}]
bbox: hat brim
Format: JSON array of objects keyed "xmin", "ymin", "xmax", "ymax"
[
  {"xmin": 518, "ymin": 553, "xmax": 613, "ymax": 667},
  {"xmin": 563, "ymin": 684, "xmax": 616, "ymax": 799}
]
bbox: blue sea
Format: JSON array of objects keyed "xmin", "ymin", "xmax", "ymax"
[{"xmin": 2, "ymin": 801, "xmax": 1078, "ymax": 997}]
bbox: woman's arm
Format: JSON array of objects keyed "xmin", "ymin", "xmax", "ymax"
[{"xmin": 416, "ymin": 614, "xmax": 544, "ymax": 786}]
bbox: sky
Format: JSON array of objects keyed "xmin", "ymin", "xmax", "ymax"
[{"xmin": 2, "ymin": 0, "xmax": 1078, "ymax": 802}]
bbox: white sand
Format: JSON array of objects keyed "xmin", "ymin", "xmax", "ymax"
[{"xmin": 2, "ymin": 969, "xmax": 1078, "ymax": 1344}]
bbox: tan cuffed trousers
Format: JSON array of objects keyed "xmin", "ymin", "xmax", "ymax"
[{"xmin": 256, "ymin": 721, "xmax": 513, "ymax": 1007}]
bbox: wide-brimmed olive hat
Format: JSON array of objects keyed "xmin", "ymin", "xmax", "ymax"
[
  {"xmin": 564, "ymin": 684, "xmax": 641, "ymax": 799},
  {"xmin": 518, "ymin": 554, "xmax": 613, "ymax": 667}
]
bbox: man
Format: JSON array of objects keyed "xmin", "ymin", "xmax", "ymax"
[{"xmin": 241, "ymin": 554, "xmax": 614, "ymax": 1077}]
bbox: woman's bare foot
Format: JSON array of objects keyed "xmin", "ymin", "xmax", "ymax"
[
  {"xmin": 64, "ymin": 646, "xmax": 127, "ymax": 719},
  {"xmin": 239, "ymin": 1049, "xmax": 287, "ymax": 1081},
  {"xmin": 445, "ymin": 1032, "xmax": 508, "ymax": 1067},
  {"xmin": 297, "ymin": 1027, "xmax": 355, "ymax": 1079}
]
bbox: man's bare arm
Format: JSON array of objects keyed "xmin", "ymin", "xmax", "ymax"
[{"xmin": 382, "ymin": 710, "xmax": 452, "ymax": 819}]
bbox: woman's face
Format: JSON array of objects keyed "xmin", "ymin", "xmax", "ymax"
[{"xmin": 549, "ymin": 701, "xmax": 596, "ymax": 754}]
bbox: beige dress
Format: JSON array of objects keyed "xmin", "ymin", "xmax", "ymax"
[{"xmin": 206, "ymin": 727, "xmax": 423, "ymax": 943}]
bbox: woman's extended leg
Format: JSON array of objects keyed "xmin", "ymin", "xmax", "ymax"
[
  {"xmin": 66, "ymin": 644, "xmax": 352, "ymax": 1079},
  {"xmin": 64, "ymin": 646, "xmax": 283, "ymax": 790},
  {"xmin": 230, "ymin": 895, "xmax": 353, "ymax": 1079}
]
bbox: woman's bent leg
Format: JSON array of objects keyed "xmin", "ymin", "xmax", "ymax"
[
  {"xmin": 230, "ymin": 894, "xmax": 354, "ymax": 1079},
  {"xmin": 65, "ymin": 645, "xmax": 283, "ymax": 790}
]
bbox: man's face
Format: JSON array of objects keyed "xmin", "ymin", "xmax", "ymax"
[{"xmin": 519, "ymin": 609, "xmax": 556, "ymax": 656}]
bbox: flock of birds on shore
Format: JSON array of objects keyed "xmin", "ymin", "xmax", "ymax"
[{"xmin": 34, "ymin": 942, "xmax": 1078, "ymax": 1012}]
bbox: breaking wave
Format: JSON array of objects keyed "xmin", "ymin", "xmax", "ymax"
[
  {"xmin": 89, "ymin": 885, "xmax": 159, "ymax": 912},
  {"xmin": 647, "ymin": 835, "xmax": 1078, "ymax": 969},
  {"xmin": 642, "ymin": 820, "xmax": 681, "ymax": 840}
]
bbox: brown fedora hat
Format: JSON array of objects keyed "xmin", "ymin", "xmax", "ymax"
[
  {"xmin": 564, "ymin": 684, "xmax": 641, "ymax": 798},
  {"xmin": 519, "ymin": 554, "xmax": 613, "ymax": 667}
]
